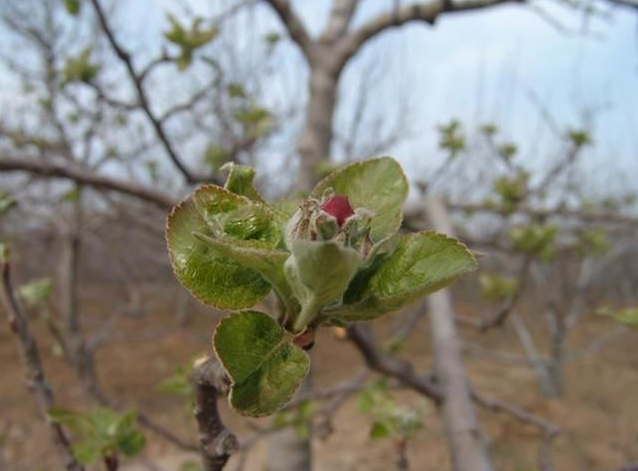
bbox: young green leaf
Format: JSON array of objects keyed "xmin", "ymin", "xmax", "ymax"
[
  {"xmin": 325, "ymin": 232, "xmax": 477, "ymax": 323},
  {"xmin": 311, "ymin": 157, "xmax": 408, "ymax": 243},
  {"xmin": 221, "ymin": 162, "xmax": 265, "ymax": 203},
  {"xmin": 49, "ymin": 407, "xmax": 145, "ymax": 464},
  {"xmin": 194, "ymin": 234, "xmax": 299, "ymax": 318},
  {"xmin": 166, "ymin": 185, "xmax": 285, "ymax": 309},
  {"xmin": 63, "ymin": 0, "xmax": 81, "ymax": 15},
  {"xmin": 285, "ymin": 240, "xmax": 360, "ymax": 332},
  {"xmin": 213, "ymin": 311, "xmax": 310, "ymax": 416},
  {"xmin": 18, "ymin": 278, "xmax": 53, "ymax": 308}
]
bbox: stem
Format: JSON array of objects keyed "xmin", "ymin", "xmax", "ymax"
[
  {"xmin": 291, "ymin": 297, "xmax": 321, "ymax": 333},
  {"xmin": 192, "ymin": 358, "xmax": 238, "ymax": 471},
  {"xmin": 104, "ymin": 454, "xmax": 118, "ymax": 471},
  {"xmin": 0, "ymin": 257, "xmax": 85, "ymax": 471}
]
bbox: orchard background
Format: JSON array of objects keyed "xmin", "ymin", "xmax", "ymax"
[{"xmin": 0, "ymin": 1, "xmax": 637, "ymax": 471}]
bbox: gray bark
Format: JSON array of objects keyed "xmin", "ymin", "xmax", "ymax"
[
  {"xmin": 424, "ymin": 198, "xmax": 495, "ymax": 471},
  {"xmin": 296, "ymin": 63, "xmax": 339, "ymax": 191}
]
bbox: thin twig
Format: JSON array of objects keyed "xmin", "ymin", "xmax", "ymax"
[
  {"xmin": 88, "ymin": 0, "xmax": 213, "ymax": 184},
  {"xmin": 0, "ymin": 255, "xmax": 85, "ymax": 471}
]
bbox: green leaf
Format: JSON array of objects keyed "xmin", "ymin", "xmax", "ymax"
[
  {"xmin": 194, "ymin": 234, "xmax": 298, "ymax": 318},
  {"xmin": 311, "ymin": 157, "xmax": 408, "ymax": 243},
  {"xmin": 167, "ymin": 185, "xmax": 285, "ymax": 310},
  {"xmin": 50, "ymin": 407, "xmax": 144, "ymax": 463},
  {"xmin": 63, "ymin": 0, "xmax": 80, "ymax": 15},
  {"xmin": 18, "ymin": 278, "xmax": 53, "ymax": 308},
  {"xmin": 599, "ymin": 307, "xmax": 638, "ymax": 328},
  {"xmin": 325, "ymin": 232, "xmax": 477, "ymax": 323},
  {"xmin": 479, "ymin": 273, "xmax": 517, "ymax": 302},
  {"xmin": 116, "ymin": 428, "xmax": 145, "ymax": 457},
  {"xmin": 214, "ymin": 311, "xmax": 310, "ymax": 417},
  {"xmin": 48, "ymin": 408, "xmax": 91, "ymax": 434},
  {"xmin": 0, "ymin": 192, "xmax": 16, "ymax": 218},
  {"xmin": 221, "ymin": 162, "xmax": 265, "ymax": 203},
  {"xmin": 158, "ymin": 365, "xmax": 194, "ymax": 397},
  {"xmin": 202, "ymin": 145, "xmax": 229, "ymax": 172},
  {"xmin": 227, "ymin": 82, "xmax": 247, "ymax": 99},
  {"xmin": 72, "ymin": 443, "xmax": 99, "ymax": 465},
  {"xmin": 284, "ymin": 240, "xmax": 360, "ymax": 332},
  {"xmin": 63, "ymin": 48, "xmax": 99, "ymax": 84},
  {"xmin": 508, "ymin": 224, "xmax": 558, "ymax": 259},
  {"xmin": 370, "ymin": 421, "xmax": 391, "ymax": 439}
]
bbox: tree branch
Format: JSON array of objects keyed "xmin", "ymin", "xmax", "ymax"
[
  {"xmin": 0, "ymin": 157, "xmax": 175, "ymax": 209},
  {"xmin": 339, "ymin": 0, "xmax": 521, "ymax": 65},
  {"xmin": 0, "ymin": 253, "xmax": 85, "ymax": 471},
  {"xmin": 347, "ymin": 324, "xmax": 561, "ymax": 447},
  {"xmin": 192, "ymin": 357, "xmax": 238, "ymax": 471},
  {"xmin": 478, "ymin": 254, "xmax": 533, "ymax": 330},
  {"xmin": 404, "ymin": 200, "xmax": 638, "ymax": 226},
  {"xmin": 89, "ymin": 0, "xmax": 208, "ymax": 184},
  {"xmin": 322, "ymin": 0, "xmax": 361, "ymax": 42},
  {"xmin": 262, "ymin": 0, "xmax": 314, "ymax": 59},
  {"xmin": 347, "ymin": 325, "xmax": 444, "ymax": 402}
]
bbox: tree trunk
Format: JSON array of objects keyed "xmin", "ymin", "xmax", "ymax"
[
  {"xmin": 267, "ymin": 56, "xmax": 341, "ymax": 471},
  {"xmin": 295, "ymin": 63, "xmax": 338, "ymax": 192},
  {"xmin": 59, "ymin": 187, "xmax": 97, "ymax": 390},
  {"xmin": 425, "ymin": 198, "xmax": 495, "ymax": 471}
]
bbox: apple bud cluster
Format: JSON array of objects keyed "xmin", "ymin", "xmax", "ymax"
[{"xmin": 285, "ymin": 189, "xmax": 375, "ymax": 258}]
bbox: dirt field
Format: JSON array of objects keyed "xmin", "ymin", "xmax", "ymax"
[{"xmin": 1, "ymin": 284, "xmax": 636, "ymax": 471}]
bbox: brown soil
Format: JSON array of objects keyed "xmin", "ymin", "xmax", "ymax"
[{"xmin": 1, "ymin": 284, "xmax": 636, "ymax": 471}]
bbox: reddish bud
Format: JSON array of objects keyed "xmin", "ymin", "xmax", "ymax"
[{"xmin": 319, "ymin": 195, "xmax": 354, "ymax": 227}]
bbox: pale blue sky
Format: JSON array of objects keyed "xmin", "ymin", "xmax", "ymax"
[
  {"xmin": 144, "ymin": 0, "xmax": 638, "ymax": 186},
  {"xmin": 1, "ymin": 0, "xmax": 636, "ymax": 194}
]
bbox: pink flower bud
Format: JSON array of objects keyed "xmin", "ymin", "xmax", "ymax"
[{"xmin": 320, "ymin": 195, "xmax": 354, "ymax": 227}]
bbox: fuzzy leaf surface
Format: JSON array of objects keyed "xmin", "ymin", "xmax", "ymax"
[
  {"xmin": 167, "ymin": 185, "xmax": 284, "ymax": 309},
  {"xmin": 214, "ymin": 311, "xmax": 309, "ymax": 416},
  {"xmin": 325, "ymin": 232, "xmax": 477, "ymax": 322},
  {"xmin": 311, "ymin": 157, "xmax": 408, "ymax": 242},
  {"xmin": 284, "ymin": 240, "xmax": 360, "ymax": 331}
]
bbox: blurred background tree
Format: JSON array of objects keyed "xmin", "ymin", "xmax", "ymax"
[{"xmin": 0, "ymin": 0, "xmax": 637, "ymax": 471}]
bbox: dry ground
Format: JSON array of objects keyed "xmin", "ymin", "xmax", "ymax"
[{"xmin": 1, "ymin": 284, "xmax": 636, "ymax": 471}]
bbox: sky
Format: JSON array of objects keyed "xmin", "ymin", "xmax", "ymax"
[
  {"xmin": 1, "ymin": 0, "xmax": 636, "ymax": 194},
  {"xmin": 139, "ymin": 0, "xmax": 638, "ymax": 190}
]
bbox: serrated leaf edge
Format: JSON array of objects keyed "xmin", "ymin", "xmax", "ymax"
[{"xmin": 212, "ymin": 311, "xmax": 310, "ymax": 417}]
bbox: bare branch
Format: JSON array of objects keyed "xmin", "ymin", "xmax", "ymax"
[
  {"xmin": 479, "ymin": 254, "xmax": 533, "ymax": 330},
  {"xmin": 0, "ymin": 256, "xmax": 85, "ymax": 471},
  {"xmin": 339, "ymin": 0, "xmax": 522, "ymax": 66},
  {"xmin": 347, "ymin": 325, "xmax": 444, "ymax": 402},
  {"xmin": 88, "ymin": 0, "xmax": 209, "ymax": 183},
  {"xmin": 192, "ymin": 357, "xmax": 239, "ymax": 471},
  {"xmin": 603, "ymin": 463, "xmax": 638, "ymax": 471},
  {"xmin": 262, "ymin": 0, "xmax": 314, "ymax": 59},
  {"xmin": 405, "ymin": 200, "xmax": 638, "ymax": 226},
  {"xmin": 605, "ymin": 0, "xmax": 638, "ymax": 10},
  {"xmin": 0, "ymin": 157, "xmax": 175, "ymax": 209},
  {"xmin": 322, "ymin": 0, "xmax": 360, "ymax": 42}
]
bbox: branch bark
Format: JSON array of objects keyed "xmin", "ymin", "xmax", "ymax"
[
  {"xmin": 425, "ymin": 198, "xmax": 495, "ymax": 471},
  {"xmin": 88, "ymin": 0, "xmax": 209, "ymax": 184},
  {"xmin": 262, "ymin": 0, "xmax": 314, "ymax": 59},
  {"xmin": 0, "ymin": 254, "xmax": 85, "ymax": 471},
  {"xmin": 347, "ymin": 324, "xmax": 443, "ymax": 402},
  {"xmin": 192, "ymin": 357, "xmax": 238, "ymax": 471},
  {"xmin": 0, "ymin": 157, "xmax": 175, "ymax": 209},
  {"xmin": 339, "ymin": 0, "xmax": 521, "ymax": 66},
  {"xmin": 322, "ymin": 0, "xmax": 360, "ymax": 42}
]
